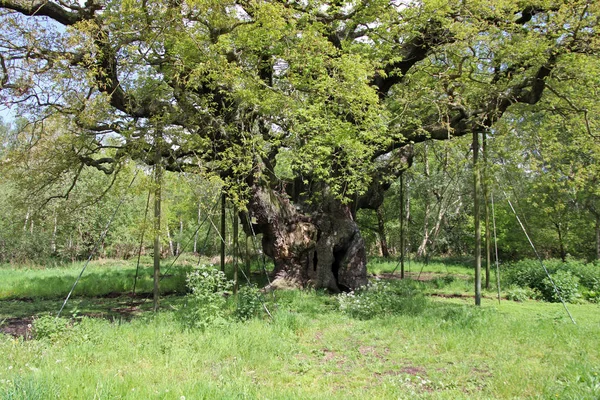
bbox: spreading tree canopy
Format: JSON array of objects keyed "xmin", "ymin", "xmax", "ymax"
[{"xmin": 1, "ymin": 0, "xmax": 598, "ymax": 290}]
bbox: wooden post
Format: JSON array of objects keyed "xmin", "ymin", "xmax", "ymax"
[
  {"xmin": 473, "ymin": 131, "xmax": 482, "ymax": 306},
  {"xmin": 400, "ymin": 172, "xmax": 405, "ymax": 279},
  {"xmin": 220, "ymin": 192, "xmax": 226, "ymax": 273},
  {"xmin": 233, "ymin": 206, "xmax": 239, "ymax": 294},
  {"xmin": 153, "ymin": 140, "xmax": 162, "ymax": 312},
  {"xmin": 483, "ymin": 132, "xmax": 491, "ymax": 290}
]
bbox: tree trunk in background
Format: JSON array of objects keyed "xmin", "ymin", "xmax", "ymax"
[
  {"xmin": 194, "ymin": 202, "xmax": 201, "ymax": 253},
  {"xmin": 167, "ymin": 228, "xmax": 175, "ymax": 256},
  {"xmin": 244, "ymin": 184, "xmax": 367, "ymax": 292},
  {"xmin": 23, "ymin": 209, "xmax": 30, "ymax": 232},
  {"xmin": 555, "ymin": 222, "xmax": 567, "ymax": 262},
  {"xmin": 417, "ymin": 144, "xmax": 431, "ymax": 258},
  {"xmin": 52, "ymin": 212, "xmax": 58, "ymax": 254},
  {"xmin": 376, "ymin": 206, "xmax": 390, "ymax": 258},
  {"xmin": 233, "ymin": 207, "xmax": 239, "ymax": 293},
  {"xmin": 473, "ymin": 131, "xmax": 482, "ymax": 306},
  {"xmin": 177, "ymin": 219, "xmax": 183, "ymax": 256}
]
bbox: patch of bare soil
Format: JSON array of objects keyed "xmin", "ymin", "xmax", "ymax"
[
  {"xmin": 372, "ymin": 272, "xmax": 469, "ymax": 281},
  {"xmin": 399, "ymin": 365, "xmax": 427, "ymax": 376},
  {"xmin": 430, "ymin": 293, "xmax": 499, "ymax": 300},
  {"xmin": 0, "ymin": 317, "xmax": 33, "ymax": 339}
]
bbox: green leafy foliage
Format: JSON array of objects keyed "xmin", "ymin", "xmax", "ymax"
[
  {"xmin": 506, "ymin": 286, "xmax": 542, "ymax": 302},
  {"xmin": 180, "ymin": 265, "xmax": 232, "ymax": 330},
  {"xmin": 32, "ymin": 315, "xmax": 69, "ymax": 341},
  {"xmin": 541, "ymin": 270, "xmax": 581, "ymax": 304},
  {"xmin": 234, "ymin": 284, "xmax": 262, "ymax": 322},
  {"xmin": 503, "ymin": 259, "xmax": 550, "ymax": 291},
  {"xmin": 503, "ymin": 259, "xmax": 600, "ymax": 303}
]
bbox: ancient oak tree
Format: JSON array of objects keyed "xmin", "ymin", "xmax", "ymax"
[{"xmin": 1, "ymin": 0, "xmax": 597, "ymax": 290}]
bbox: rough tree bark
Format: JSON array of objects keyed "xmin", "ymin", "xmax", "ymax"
[{"xmin": 243, "ymin": 184, "xmax": 367, "ymax": 292}]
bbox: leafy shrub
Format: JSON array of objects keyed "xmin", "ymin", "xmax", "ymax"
[
  {"xmin": 541, "ymin": 270, "xmax": 580, "ymax": 303},
  {"xmin": 503, "ymin": 259, "xmax": 600, "ymax": 303},
  {"xmin": 502, "ymin": 259, "xmax": 553, "ymax": 291},
  {"xmin": 582, "ymin": 289, "xmax": 599, "ymax": 303},
  {"xmin": 337, "ymin": 279, "xmax": 427, "ymax": 319},
  {"xmin": 180, "ymin": 265, "xmax": 232, "ymax": 330},
  {"xmin": 235, "ymin": 284, "xmax": 263, "ymax": 321},
  {"xmin": 32, "ymin": 315, "xmax": 70, "ymax": 340},
  {"xmin": 565, "ymin": 263, "xmax": 600, "ymax": 292}
]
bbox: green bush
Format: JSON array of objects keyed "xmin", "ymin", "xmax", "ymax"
[
  {"xmin": 180, "ymin": 265, "xmax": 232, "ymax": 330},
  {"xmin": 235, "ymin": 284, "xmax": 263, "ymax": 321},
  {"xmin": 503, "ymin": 259, "xmax": 600, "ymax": 303},
  {"xmin": 541, "ymin": 270, "xmax": 580, "ymax": 303},
  {"xmin": 582, "ymin": 288, "xmax": 600, "ymax": 303},
  {"xmin": 337, "ymin": 279, "xmax": 427, "ymax": 319},
  {"xmin": 502, "ymin": 259, "xmax": 555, "ymax": 291},
  {"xmin": 564, "ymin": 262, "xmax": 600, "ymax": 292}
]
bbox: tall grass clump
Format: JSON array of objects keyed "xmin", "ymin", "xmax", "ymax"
[
  {"xmin": 0, "ymin": 376, "xmax": 60, "ymax": 400},
  {"xmin": 337, "ymin": 279, "xmax": 427, "ymax": 319}
]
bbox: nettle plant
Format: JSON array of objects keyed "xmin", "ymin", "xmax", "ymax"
[
  {"xmin": 234, "ymin": 284, "xmax": 263, "ymax": 322},
  {"xmin": 182, "ymin": 265, "xmax": 232, "ymax": 330}
]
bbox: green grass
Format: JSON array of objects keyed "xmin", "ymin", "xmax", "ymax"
[
  {"xmin": 1, "ymin": 296, "xmax": 599, "ymax": 399},
  {"xmin": 0, "ymin": 257, "xmax": 599, "ymax": 399},
  {"xmin": 367, "ymin": 256, "xmax": 476, "ymax": 277},
  {"xmin": 0, "ymin": 254, "xmax": 272, "ymax": 301},
  {"xmin": 0, "ymin": 258, "xmax": 184, "ymax": 300}
]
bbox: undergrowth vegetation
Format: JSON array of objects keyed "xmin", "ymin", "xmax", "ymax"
[
  {"xmin": 337, "ymin": 279, "xmax": 428, "ymax": 319},
  {"xmin": 502, "ymin": 259, "xmax": 600, "ymax": 303}
]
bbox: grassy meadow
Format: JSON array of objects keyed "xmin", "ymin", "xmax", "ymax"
[{"xmin": 0, "ymin": 257, "xmax": 599, "ymax": 399}]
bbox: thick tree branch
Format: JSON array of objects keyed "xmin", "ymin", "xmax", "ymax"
[{"xmin": 0, "ymin": 0, "xmax": 91, "ymax": 25}]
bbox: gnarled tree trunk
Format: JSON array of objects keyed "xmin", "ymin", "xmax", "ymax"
[
  {"xmin": 243, "ymin": 184, "xmax": 367, "ymax": 292},
  {"xmin": 239, "ymin": 146, "xmax": 412, "ymax": 292}
]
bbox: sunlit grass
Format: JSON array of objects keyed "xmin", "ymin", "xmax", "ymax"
[
  {"xmin": 1, "ymin": 257, "xmax": 599, "ymax": 399},
  {"xmin": 1, "ymin": 295, "xmax": 599, "ymax": 399},
  {"xmin": 0, "ymin": 255, "xmax": 271, "ymax": 301}
]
